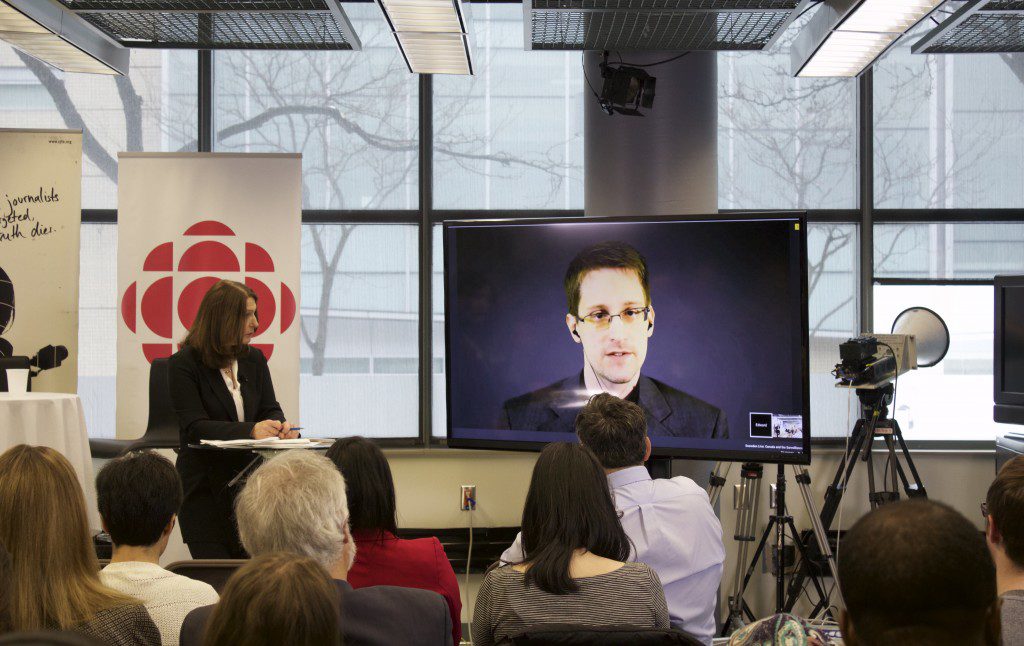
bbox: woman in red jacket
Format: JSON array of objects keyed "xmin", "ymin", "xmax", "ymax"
[{"xmin": 326, "ymin": 437, "xmax": 462, "ymax": 644}]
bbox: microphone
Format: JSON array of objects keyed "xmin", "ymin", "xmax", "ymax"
[
  {"xmin": 238, "ymin": 373, "xmax": 248, "ymax": 384},
  {"xmin": 30, "ymin": 345, "xmax": 68, "ymax": 371}
]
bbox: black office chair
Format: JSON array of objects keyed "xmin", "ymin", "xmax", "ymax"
[
  {"xmin": 510, "ymin": 624, "xmax": 704, "ymax": 646},
  {"xmin": 165, "ymin": 559, "xmax": 247, "ymax": 594},
  {"xmin": 89, "ymin": 358, "xmax": 180, "ymax": 459}
]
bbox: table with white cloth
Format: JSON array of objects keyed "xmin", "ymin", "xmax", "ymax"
[{"xmin": 0, "ymin": 392, "xmax": 100, "ymax": 529}]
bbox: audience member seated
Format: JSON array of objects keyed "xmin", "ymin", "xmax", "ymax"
[
  {"xmin": 838, "ymin": 499, "xmax": 999, "ymax": 646},
  {"xmin": 0, "ymin": 445, "xmax": 160, "ymax": 646},
  {"xmin": 726, "ymin": 613, "xmax": 832, "ymax": 646},
  {"xmin": 202, "ymin": 552, "xmax": 340, "ymax": 646},
  {"xmin": 985, "ymin": 455, "xmax": 1024, "ymax": 646},
  {"xmin": 1, "ymin": 542, "xmax": 10, "ymax": 634},
  {"xmin": 501, "ymin": 394, "xmax": 723, "ymax": 644},
  {"xmin": 0, "ymin": 632, "xmax": 104, "ymax": 645},
  {"xmin": 474, "ymin": 442, "xmax": 669, "ymax": 646},
  {"xmin": 96, "ymin": 451, "xmax": 220, "ymax": 644},
  {"xmin": 179, "ymin": 450, "xmax": 453, "ymax": 646},
  {"xmin": 326, "ymin": 436, "xmax": 462, "ymax": 644}
]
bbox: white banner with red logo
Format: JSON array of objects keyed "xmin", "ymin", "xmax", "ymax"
[
  {"xmin": 0, "ymin": 129, "xmax": 81, "ymax": 394},
  {"xmin": 116, "ymin": 153, "xmax": 301, "ymax": 439}
]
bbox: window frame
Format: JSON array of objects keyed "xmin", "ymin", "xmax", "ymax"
[{"xmin": 75, "ymin": 38, "xmax": 1024, "ymax": 450}]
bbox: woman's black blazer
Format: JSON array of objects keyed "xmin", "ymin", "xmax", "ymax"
[{"xmin": 168, "ymin": 344, "xmax": 285, "ymax": 545}]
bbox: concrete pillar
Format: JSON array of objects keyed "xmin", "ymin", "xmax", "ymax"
[{"xmin": 584, "ymin": 51, "xmax": 718, "ymax": 217}]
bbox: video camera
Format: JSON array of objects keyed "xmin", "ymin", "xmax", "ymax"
[{"xmin": 833, "ymin": 334, "xmax": 917, "ymax": 389}]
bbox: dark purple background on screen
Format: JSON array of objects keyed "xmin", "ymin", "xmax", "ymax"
[{"xmin": 444, "ymin": 218, "xmax": 806, "ymax": 456}]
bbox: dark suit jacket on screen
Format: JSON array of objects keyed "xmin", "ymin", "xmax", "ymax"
[
  {"xmin": 168, "ymin": 344, "xmax": 286, "ymax": 546},
  {"xmin": 179, "ymin": 579, "xmax": 453, "ymax": 646},
  {"xmin": 501, "ymin": 373, "xmax": 729, "ymax": 439}
]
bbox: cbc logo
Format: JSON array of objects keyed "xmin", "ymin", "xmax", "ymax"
[{"xmin": 120, "ymin": 220, "xmax": 296, "ymax": 363}]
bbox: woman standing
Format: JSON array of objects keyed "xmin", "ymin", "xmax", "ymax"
[{"xmin": 169, "ymin": 279, "xmax": 296, "ymax": 558}]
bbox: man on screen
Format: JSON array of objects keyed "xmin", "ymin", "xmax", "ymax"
[{"xmin": 500, "ymin": 241, "xmax": 728, "ymax": 439}]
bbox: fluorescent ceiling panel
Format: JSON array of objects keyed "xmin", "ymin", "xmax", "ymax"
[
  {"xmin": 378, "ymin": 0, "xmax": 472, "ymax": 75},
  {"xmin": 793, "ymin": 0, "xmax": 941, "ymax": 77},
  {"xmin": 0, "ymin": 0, "xmax": 127, "ymax": 75}
]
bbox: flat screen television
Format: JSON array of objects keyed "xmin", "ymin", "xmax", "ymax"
[
  {"xmin": 995, "ymin": 275, "xmax": 1024, "ymax": 426},
  {"xmin": 443, "ymin": 214, "xmax": 811, "ymax": 464}
]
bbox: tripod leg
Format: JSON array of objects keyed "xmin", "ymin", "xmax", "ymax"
[
  {"xmin": 722, "ymin": 468, "xmax": 764, "ymax": 636},
  {"xmin": 708, "ymin": 461, "xmax": 731, "ymax": 508},
  {"xmin": 785, "ymin": 420, "xmax": 869, "ymax": 611},
  {"xmin": 892, "ymin": 420, "xmax": 927, "ymax": 498},
  {"xmin": 784, "ymin": 466, "xmax": 843, "ymax": 614},
  {"xmin": 822, "ymin": 418, "xmax": 871, "ymax": 529},
  {"xmin": 735, "ymin": 518, "xmax": 776, "ymax": 619},
  {"xmin": 784, "ymin": 517, "xmax": 831, "ymax": 617}
]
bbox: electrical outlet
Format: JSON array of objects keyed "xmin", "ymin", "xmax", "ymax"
[{"xmin": 460, "ymin": 484, "xmax": 476, "ymax": 511}]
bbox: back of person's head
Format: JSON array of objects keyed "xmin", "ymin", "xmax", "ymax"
[
  {"xmin": 838, "ymin": 499, "xmax": 997, "ymax": 646},
  {"xmin": 0, "ymin": 542, "xmax": 11, "ymax": 633},
  {"xmin": 0, "ymin": 445, "xmax": 134, "ymax": 630},
  {"xmin": 727, "ymin": 613, "xmax": 829, "ymax": 646},
  {"xmin": 0, "ymin": 632, "xmax": 103, "ymax": 645},
  {"xmin": 575, "ymin": 393, "xmax": 648, "ymax": 469},
  {"xmin": 520, "ymin": 442, "xmax": 630, "ymax": 595},
  {"xmin": 986, "ymin": 455, "xmax": 1024, "ymax": 569},
  {"xmin": 202, "ymin": 552, "xmax": 340, "ymax": 646},
  {"xmin": 325, "ymin": 436, "xmax": 398, "ymax": 536},
  {"xmin": 95, "ymin": 451, "xmax": 182, "ymax": 547},
  {"xmin": 235, "ymin": 450, "xmax": 351, "ymax": 571}
]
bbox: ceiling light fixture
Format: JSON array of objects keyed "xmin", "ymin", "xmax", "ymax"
[
  {"xmin": 792, "ymin": 0, "xmax": 942, "ymax": 78},
  {"xmin": 0, "ymin": 0, "xmax": 128, "ymax": 75},
  {"xmin": 376, "ymin": 0, "xmax": 473, "ymax": 75}
]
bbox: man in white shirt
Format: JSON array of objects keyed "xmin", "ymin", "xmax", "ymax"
[
  {"xmin": 97, "ymin": 451, "xmax": 219, "ymax": 645},
  {"xmin": 501, "ymin": 393, "xmax": 725, "ymax": 644}
]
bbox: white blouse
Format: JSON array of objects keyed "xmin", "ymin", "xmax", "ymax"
[{"xmin": 219, "ymin": 359, "xmax": 245, "ymax": 421}]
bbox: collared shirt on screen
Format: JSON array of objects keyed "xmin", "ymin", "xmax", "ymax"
[{"xmin": 500, "ymin": 465, "xmax": 725, "ymax": 645}]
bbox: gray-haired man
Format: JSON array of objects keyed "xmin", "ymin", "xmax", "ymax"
[{"xmin": 180, "ymin": 450, "xmax": 452, "ymax": 646}]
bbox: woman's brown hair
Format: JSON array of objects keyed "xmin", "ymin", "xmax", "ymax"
[
  {"xmin": 203, "ymin": 552, "xmax": 341, "ymax": 646},
  {"xmin": 182, "ymin": 279, "xmax": 257, "ymax": 369},
  {"xmin": 0, "ymin": 445, "xmax": 139, "ymax": 631}
]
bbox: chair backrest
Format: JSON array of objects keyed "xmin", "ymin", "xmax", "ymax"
[
  {"xmin": 510, "ymin": 624, "xmax": 704, "ymax": 646},
  {"xmin": 165, "ymin": 559, "xmax": 246, "ymax": 594},
  {"xmin": 144, "ymin": 357, "xmax": 179, "ymax": 444}
]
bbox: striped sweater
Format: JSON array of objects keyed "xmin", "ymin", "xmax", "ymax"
[{"xmin": 472, "ymin": 562, "xmax": 670, "ymax": 646}]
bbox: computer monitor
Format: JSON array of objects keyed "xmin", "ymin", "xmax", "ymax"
[{"xmin": 443, "ymin": 213, "xmax": 810, "ymax": 464}]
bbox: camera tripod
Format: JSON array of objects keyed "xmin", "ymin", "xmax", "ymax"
[
  {"xmin": 782, "ymin": 383, "xmax": 927, "ymax": 614},
  {"xmin": 709, "ymin": 462, "xmax": 840, "ymax": 636}
]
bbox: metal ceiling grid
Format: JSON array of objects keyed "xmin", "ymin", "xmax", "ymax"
[
  {"xmin": 912, "ymin": 0, "xmax": 1024, "ymax": 54},
  {"xmin": 525, "ymin": 0, "xmax": 803, "ymax": 51},
  {"xmin": 52, "ymin": 0, "xmax": 360, "ymax": 50}
]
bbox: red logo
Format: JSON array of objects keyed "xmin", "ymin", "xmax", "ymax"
[{"xmin": 120, "ymin": 220, "xmax": 296, "ymax": 363}]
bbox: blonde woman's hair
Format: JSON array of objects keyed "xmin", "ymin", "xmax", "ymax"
[
  {"xmin": 203, "ymin": 552, "xmax": 341, "ymax": 646},
  {"xmin": 0, "ymin": 445, "xmax": 139, "ymax": 630}
]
